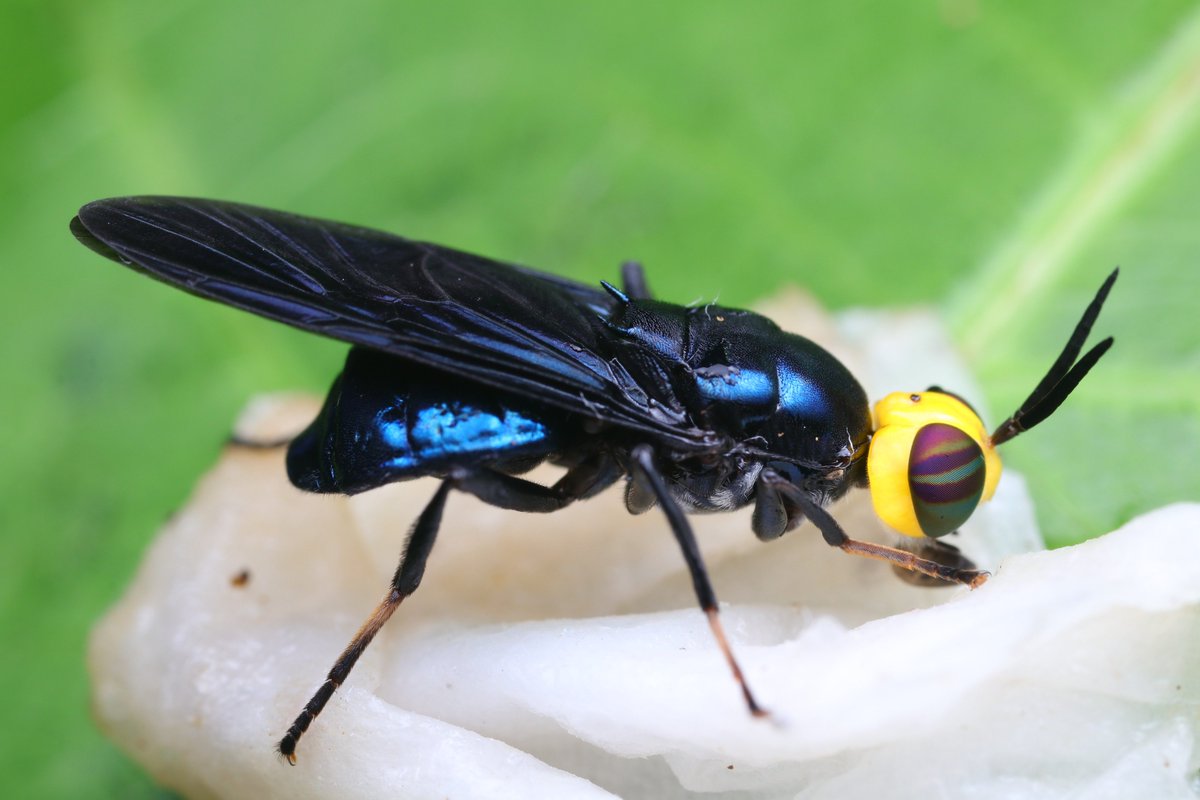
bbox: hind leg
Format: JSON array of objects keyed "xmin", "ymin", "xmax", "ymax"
[{"xmin": 277, "ymin": 455, "xmax": 619, "ymax": 763}]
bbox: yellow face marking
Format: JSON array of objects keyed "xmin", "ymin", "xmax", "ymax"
[{"xmin": 866, "ymin": 391, "xmax": 1001, "ymax": 538}]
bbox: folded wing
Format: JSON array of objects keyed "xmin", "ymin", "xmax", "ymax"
[{"xmin": 72, "ymin": 196, "xmax": 706, "ymax": 449}]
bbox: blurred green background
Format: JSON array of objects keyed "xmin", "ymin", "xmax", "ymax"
[{"xmin": 3, "ymin": 1, "xmax": 1199, "ymax": 795}]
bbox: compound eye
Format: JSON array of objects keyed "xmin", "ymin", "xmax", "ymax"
[{"xmin": 908, "ymin": 423, "xmax": 986, "ymax": 537}]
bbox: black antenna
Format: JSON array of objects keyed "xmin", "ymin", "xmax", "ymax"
[{"xmin": 990, "ymin": 269, "xmax": 1118, "ymax": 446}]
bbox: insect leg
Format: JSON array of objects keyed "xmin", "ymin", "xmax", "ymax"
[
  {"xmin": 277, "ymin": 479, "xmax": 452, "ymax": 764},
  {"xmin": 453, "ymin": 453, "xmax": 623, "ymax": 511},
  {"xmin": 227, "ymin": 433, "xmax": 293, "ymax": 449},
  {"xmin": 624, "ymin": 466, "xmax": 658, "ymax": 514},
  {"xmin": 750, "ymin": 475, "xmax": 789, "ymax": 541},
  {"xmin": 620, "ymin": 260, "xmax": 653, "ymax": 300},
  {"xmin": 761, "ymin": 469, "xmax": 987, "ymax": 588},
  {"xmin": 629, "ymin": 445, "xmax": 769, "ymax": 718},
  {"xmin": 890, "ymin": 537, "xmax": 981, "ymax": 587},
  {"xmin": 278, "ymin": 457, "xmax": 619, "ymax": 763},
  {"xmin": 552, "ymin": 451, "xmax": 624, "ymax": 500},
  {"xmin": 451, "ymin": 469, "xmax": 569, "ymax": 511}
]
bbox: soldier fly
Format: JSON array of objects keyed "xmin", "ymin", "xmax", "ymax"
[{"xmin": 71, "ymin": 197, "xmax": 1116, "ymax": 763}]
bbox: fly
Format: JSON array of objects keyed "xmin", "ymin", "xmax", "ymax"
[{"xmin": 70, "ymin": 197, "xmax": 1116, "ymax": 763}]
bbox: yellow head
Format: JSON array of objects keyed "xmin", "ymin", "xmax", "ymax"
[
  {"xmin": 862, "ymin": 267, "xmax": 1118, "ymax": 540},
  {"xmin": 867, "ymin": 390, "xmax": 1001, "ymax": 538}
]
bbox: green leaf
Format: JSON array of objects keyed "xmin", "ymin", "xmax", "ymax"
[{"xmin": 947, "ymin": 8, "xmax": 1200, "ymax": 546}]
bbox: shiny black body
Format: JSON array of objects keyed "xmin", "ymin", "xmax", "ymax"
[
  {"xmin": 71, "ymin": 197, "xmax": 871, "ymax": 533},
  {"xmin": 71, "ymin": 196, "xmax": 912, "ymax": 763},
  {"xmin": 71, "ymin": 197, "xmax": 1117, "ymax": 764}
]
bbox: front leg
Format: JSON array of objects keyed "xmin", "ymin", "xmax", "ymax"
[
  {"xmin": 760, "ymin": 468, "xmax": 988, "ymax": 589},
  {"xmin": 891, "ymin": 537, "xmax": 980, "ymax": 587},
  {"xmin": 750, "ymin": 471, "xmax": 807, "ymax": 541}
]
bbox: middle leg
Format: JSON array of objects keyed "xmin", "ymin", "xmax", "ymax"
[{"xmin": 629, "ymin": 445, "xmax": 768, "ymax": 717}]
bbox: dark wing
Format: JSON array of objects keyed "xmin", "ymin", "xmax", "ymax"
[{"xmin": 71, "ymin": 196, "xmax": 709, "ymax": 450}]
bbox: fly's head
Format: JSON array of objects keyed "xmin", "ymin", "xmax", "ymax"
[
  {"xmin": 864, "ymin": 269, "xmax": 1117, "ymax": 541},
  {"xmin": 866, "ymin": 389, "xmax": 1000, "ymax": 538}
]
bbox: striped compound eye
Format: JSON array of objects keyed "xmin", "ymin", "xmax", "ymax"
[
  {"xmin": 908, "ymin": 423, "xmax": 986, "ymax": 537},
  {"xmin": 866, "ymin": 390, "xmax": 1001, "ymax": 539}
]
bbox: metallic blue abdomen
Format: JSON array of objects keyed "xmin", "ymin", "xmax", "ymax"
[{"xmin": 288, "ymin": 348, "xmax": 565, "ymax": 494}]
